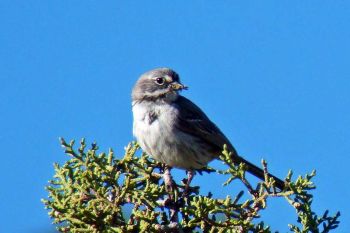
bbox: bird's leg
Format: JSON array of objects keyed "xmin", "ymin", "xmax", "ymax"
[
  {"xmin": 186, "ymin": 170, "xmax": 195, "ymax": 187},
  {"xmin": 162, "ymin": 165, "xmax": 179, "ymax": 223},
  {"xmin": 182, "ymin": 170, "xmax": 195, "ymax": 197},
  {"xmin": 163, "ymin": 165, "xmax": 175, "ymax": 193}
]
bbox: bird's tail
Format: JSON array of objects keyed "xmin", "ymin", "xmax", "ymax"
[{"xmin": 232, "ymin": 155, "xmax": 285, "ymax": 190}]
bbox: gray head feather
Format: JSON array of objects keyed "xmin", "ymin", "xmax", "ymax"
[{"xmin": 132, "ymin": 68, "xmax": 184, "ymax": 103}]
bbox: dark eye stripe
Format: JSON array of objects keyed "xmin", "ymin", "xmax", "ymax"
[{"xmin": 172, "ymin": 73, "xmax": 179, "ymax": 82}]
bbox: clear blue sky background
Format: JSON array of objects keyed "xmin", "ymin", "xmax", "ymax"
[{"xmin": 1, "ymin": 1, "xmax": 349, "ymax": 232}]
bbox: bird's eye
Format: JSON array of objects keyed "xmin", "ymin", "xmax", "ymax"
[{"xmin": 155, "ymin": 77, "xmax": 165, "ymax": 85}]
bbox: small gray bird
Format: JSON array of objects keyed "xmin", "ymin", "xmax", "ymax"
[{"xmin": 132, "ymin": 68, "xmax": 284, "ymax": 189}]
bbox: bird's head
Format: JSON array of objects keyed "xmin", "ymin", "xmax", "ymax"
[{"xmin": 132, "ymin": 68, "xmax": 187, "ymax": 103}]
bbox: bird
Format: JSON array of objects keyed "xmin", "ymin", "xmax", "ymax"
[{"xmin": 131, "ymin": 68, "xmax": 285, "ymax": 190}]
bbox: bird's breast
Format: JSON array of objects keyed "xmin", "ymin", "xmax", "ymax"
[
  {"xmin": 132, "ymin": 101, "xmax": 214, "ymax": 169},
  {"xmin": 132, "ymin": 102, "xmax": 177, "ymax": 151}
]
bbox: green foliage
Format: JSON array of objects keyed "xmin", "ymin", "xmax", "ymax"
[{"xmin": 42, "ymin": 139, "xmax": 340, "ymax": 232}]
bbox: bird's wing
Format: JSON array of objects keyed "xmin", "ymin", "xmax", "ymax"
[
  {"xmin": 174, "ymin": 96, "xmax": 285, "ymax": 189},
  {"xmin": 174, "ymin": 96, "xmax": 238, "ymax": 156}
]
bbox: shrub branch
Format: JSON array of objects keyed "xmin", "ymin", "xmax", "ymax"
[{"xmin": 42, "ymin": 139, "xmax": 340, "ymax": 233}]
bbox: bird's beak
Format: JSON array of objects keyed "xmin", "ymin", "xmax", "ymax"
[{"xmin": 171, "ymin": 82, "xmax": 188, "ymax": 91}]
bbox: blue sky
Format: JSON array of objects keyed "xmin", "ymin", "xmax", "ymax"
[{"xmin": 1, "ymin": 1, "xmax": 349, "ymax": 232}]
